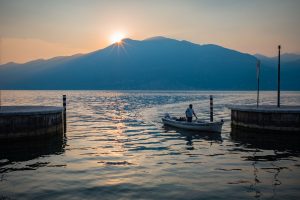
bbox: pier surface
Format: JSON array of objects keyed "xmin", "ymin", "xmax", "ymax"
[
  {"xmin": 0, "ymin": 106, "xmax": 64, "ymax": 139},
  {"xmin": 0, "ymin": 106, "xmax": 63, "ymax": 115},
  {"xmin": 229, "ymin": 105, "xmax": 300, "ymax": 132}
]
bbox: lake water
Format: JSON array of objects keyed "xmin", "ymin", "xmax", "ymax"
[{"xmin": 1, "ymin": 91, "xmax": 300, "ymax": 200}]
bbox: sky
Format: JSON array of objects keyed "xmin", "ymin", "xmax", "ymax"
[{"xmin": 0, "ymin": 0, "xmax": 300, "ymax": 64}]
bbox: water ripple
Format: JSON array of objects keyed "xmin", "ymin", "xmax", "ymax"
[{"xmin": 1, "ymin": 91, "xmax": 300, "ymax": 199}]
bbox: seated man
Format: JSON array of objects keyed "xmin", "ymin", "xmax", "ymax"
[{"xmin": 185, "ymin": 104, "xmax": 197, "ymax": 122}]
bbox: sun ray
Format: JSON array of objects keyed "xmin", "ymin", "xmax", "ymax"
[{"xmin": 110, "ymin": 32, "xmax": 125, "ymax": 44}]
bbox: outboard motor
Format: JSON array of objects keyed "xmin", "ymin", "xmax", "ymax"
[{"xmin": 164, "ymin": 113, "xmax": 171, "ymax": 118}]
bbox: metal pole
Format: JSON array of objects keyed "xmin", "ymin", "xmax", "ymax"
[
  {"xmin": 210, "ymin": 95, "xmax": 213, "ymax": 122},
  {"xmin": 277, "ymin": 45, "xmax": 281, "ymax": 108},
  {"xmin": 0, "ymin": 37, "xmax": 1, "ymax": 110},
  {"xmin": 63, "ymin": 95, "xmax": 66, "ymax": 133},
  {"xmin": 257, "ymin": 75, "xmax": 260, "ymax": 108},
  {"xmin": 256, "ymin": 60, "xmax": 260, "ymax": 108}
]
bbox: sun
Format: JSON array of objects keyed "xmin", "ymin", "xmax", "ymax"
[{"xmin": 110, "ymin": 32, "xmax": 125, "ymax": 44}]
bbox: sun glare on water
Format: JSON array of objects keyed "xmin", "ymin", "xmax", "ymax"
[{"xmin": 110, "ymin": 32, "xmax": 125, "ymax": 44}]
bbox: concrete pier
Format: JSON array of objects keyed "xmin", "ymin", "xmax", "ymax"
[
  {"xmin": 0, "ymin": 106, "xmax": 64, "ymax": 140},
  {"xmin": 229, "ymin": 105, "xmax": 300, "ymax": 133}
]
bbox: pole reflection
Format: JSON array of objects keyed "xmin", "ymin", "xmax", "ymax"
[{"xmin": 231, "ymin": 127, "xmax": 300, "ymax": 199}]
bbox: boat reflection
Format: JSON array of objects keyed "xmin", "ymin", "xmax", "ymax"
[
  {"xmin": 163, "ymin": 124, "xmax": 223, "ymax": 145},
  {"xmin": 0, "ymin": 134, "xmax": 67, "ymax": 163}
]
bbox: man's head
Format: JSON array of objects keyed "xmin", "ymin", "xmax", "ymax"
[{"xmin": 189, "ymin": 104, "xmax": 193, "ymax": 108}]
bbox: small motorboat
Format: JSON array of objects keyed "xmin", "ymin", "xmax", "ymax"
[{"xmin": 162, "ymin": 113, "xmax": 224, "ymax": 133}]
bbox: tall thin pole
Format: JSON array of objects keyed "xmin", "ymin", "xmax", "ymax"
[
  {"xmin": 0, "ymin": 37, "xmax": 1, "ymax": 110},
  {"xmin": 210, "ymin": 95, "xmax": 213, "ymax": 122},
  {"xmin": 277, "ymin": 45, "xmax": 281, "ymax": 108},
  {"xmin": 256, "ymin": 60, "xmax": 260, "ymax": 108}
]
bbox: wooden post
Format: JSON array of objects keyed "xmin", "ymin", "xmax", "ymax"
[
  {"xmin": 63, "ymin": 95, "xmax": 66, "ymax": 133},
  {"xmin": 210, "ymin": 95, "xmax": 213, "ymax": 122}
]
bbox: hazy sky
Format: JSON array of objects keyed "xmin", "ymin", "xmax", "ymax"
[{"xmin": 0, "ymin": 0, "xmax": 300, "ymax": 64}]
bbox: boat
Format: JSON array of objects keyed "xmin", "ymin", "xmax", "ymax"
[{"xmin": 162, "ymin": 113, "xmax": 224, "ymax": 133}]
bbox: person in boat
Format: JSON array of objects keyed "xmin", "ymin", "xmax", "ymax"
[{"xmin": 185, "ymin": 104, "xmax": 198, "ymax": 122}]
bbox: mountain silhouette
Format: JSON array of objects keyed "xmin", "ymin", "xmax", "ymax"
[
  {"xmin": 255, "ymin": 53, "xmax": 300, "ymax": 63},
  {"xmin": 0, "ymin": 37, "xmax": 299, "ymax": 90}
]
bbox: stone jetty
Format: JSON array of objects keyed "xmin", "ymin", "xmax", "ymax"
[
  {"xmin": 0, "ymin": 106, "xmax": 64, "ymax": 140},
  {"xmin": 229, "ymin": 105, "xmax": 300, "ymax": 133}
]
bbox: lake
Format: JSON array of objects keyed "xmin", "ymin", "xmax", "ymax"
[{"xmin": 0, "ymin": 91, "xmax": 300, "ymax": 200}]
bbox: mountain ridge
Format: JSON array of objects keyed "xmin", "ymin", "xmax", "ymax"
[{"xmin": 0, "ymin": 37, "xmax": 299, "ymax": 90}]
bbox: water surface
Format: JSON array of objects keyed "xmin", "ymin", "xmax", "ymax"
[{"xmin": 0, "ymin": 91, "xmax": 300, "ymax": 200}]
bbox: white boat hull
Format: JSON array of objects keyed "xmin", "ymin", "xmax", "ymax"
[{"xmin": 162, "ymin": 117, "xmax": 223, "ymax": 133}]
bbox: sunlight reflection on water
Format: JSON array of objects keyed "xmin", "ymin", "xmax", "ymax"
[{"xmin": 0, "ymin": 91, "xmax": 300, "ymax": 200}]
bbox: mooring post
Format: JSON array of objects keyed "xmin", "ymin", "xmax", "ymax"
[
  {"xmin": 63, "ymin": 95, "xmax": 66, "ymax": 133},
  {"xmin": 277, "ymin": 45, "xmax": 281, "ymax": 108},
  {"xmin": 210, "ymin": 95, "xmax": 213, "ymax": 122}
]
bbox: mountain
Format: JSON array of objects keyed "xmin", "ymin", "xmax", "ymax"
[
  {"xmin": 255, "ymin": 53, "xmax": 300, "ymax": 63},
  {"xmin": 0, "ymin": 37, "xmax": 299, "ymax": 90},
  {"xmin": 254, "ymin": 53, "xmax": 300, "ymax": 91},
  {"xmin": 255, "ymin": 53, "xmax": 300, "ymax": 67}
]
